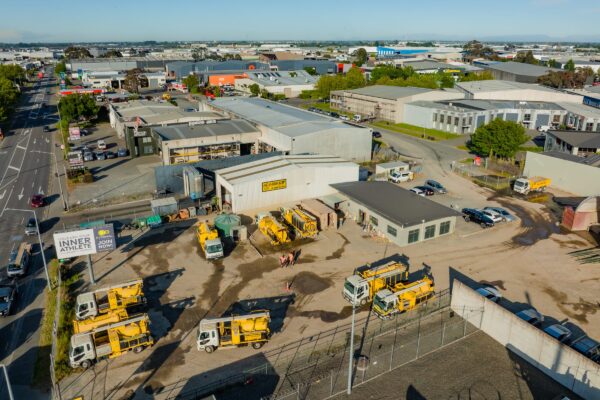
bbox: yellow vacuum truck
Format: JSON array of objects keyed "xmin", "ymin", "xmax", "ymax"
[{"xmin": 197, "ymin": 311, "xmax": 270, "ymax": 353}]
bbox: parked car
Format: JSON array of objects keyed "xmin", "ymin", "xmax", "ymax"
[
  {"xmin": 389, "ymin": 171, "xmax": 413, "ymax": 183},
  {"xmin": 83, "ymin": 152, "xmax": 94, "ymax": 162},
  {"xmin": 476, "ymin": 286, "xmax": 502, "ymax": 303},
  {"xmin": 353, "ymin": 114, "xmax": 362, "ymax": 122},
  {"xmin": 410, "ymin": 187, "xmax": 426, "ymax": 197},
  {"xmin": 339, "ymin": 115, "xmax": 350, "ymax": 121},
  {"xmin": 106, "ymin": 151, "xmax": 116, "ymax": 159},
  {"xmin": 544, "ymin": 324, "xmax": 572, "ymax": 343},
  {"xmin": 372, "ymin": 131, "xmax": 382, "ymax": 138},
  {"xmin": 414, "ymin": 186, "xmax": 434, "ymax": 196},
  {"xmin": 516, "ymin": 308, "xmax": 544, "ymax": 326},
  {"xmin": 329, "ymin": 112, "xmax": 340, "ymax": 118},
  {"xmin": 462, "ymin": 208, "xmax": 495, "ymax": 228},
  {"xmin": 0, "ymin": 284, "xmax": 17, "ymax": 317},
  {"xmin": 80, "ymin": 129, "xmax": 88, "ymax": 137},
  {"xmin": 570, "ymin": 336, "xmax": 600, "ymax": 361},
  {"xmin": 479, "ymin": 209, "xmax": 504, "ymax": 223},
  {"xmin": 95, "ymin": 151, "xmax": 106, "ymax": 160},
  {"xmin": 30, "ymin": 194, "xmax": 44, "ymax": 208},
  {"xmin": 308, "ymin": 107, "xmax": 317, "ymax": 112},
  {"xmin": 425, "ymin": 179, "xmax": 447, "ymax": 194},
  {"xmin": 184, "ymin": 108, "xmax": 196, "ymax": 112},
  {"xmin": 483, "ymin": 207, "xmax": 516, "ymax": 222},
  {"xmin": 97, "ymin": 140, "xmax": 107, "ymax": 150},
  {"xmin": 43, "ymin": 125, "xmax": 50, "ymax": 132},
  {"xmin": 25, "ymin": 218, "xmax": 37, "ymax": 236},
  {"xmin": 117, "ymin": 148, "xmax": 129, "ymax": 157}
]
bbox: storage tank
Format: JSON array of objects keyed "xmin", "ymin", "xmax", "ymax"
[{"xmin": 214, "ymin": 214, "xmax": 241, "ymax": 238}]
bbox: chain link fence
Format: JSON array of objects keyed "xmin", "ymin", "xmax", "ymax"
[
  {"xmin": 168, "ymin": 290, "xmax": 465, "ymax": 400},
  {"xmin": 452, "ymin": 163, "xmax": 513, "ymax": 191}
]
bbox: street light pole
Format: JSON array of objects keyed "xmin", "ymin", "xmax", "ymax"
[
  {"xmin": 347, "ymin": 304, "xmax": 355, "ymax": 395},
  {"xmin": 0, "ymin": 364, "xmax": 15, "ymax": 400},
  {"xmin": 6, "ymin": 208, "xmax": 51, "ymax": 290},
  {"xmin": 31, "ymin": 149, "xmax": 68, "ymax": 211}
]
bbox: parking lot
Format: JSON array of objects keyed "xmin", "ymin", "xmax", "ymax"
[{"xmin": 67, "ymin": 122, "xmax": 161, "ymax": 208}]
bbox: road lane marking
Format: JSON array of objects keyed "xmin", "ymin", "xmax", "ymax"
[
  {"xmin": 16, "ymin": 145, "xmax": 26, "ymax": 150},
  {"xmin": 0, "ymin": 190, "xmax": 5, "ymax": 199},
  {"xmin": 8, "ymin": 165, "xmax": 19, "ymax": 171},
  {"xmin": 17, "ymin": 187, "xmax": 24, "ymax": 200}
]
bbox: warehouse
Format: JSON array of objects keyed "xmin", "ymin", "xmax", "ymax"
[
  {"xmin": 330, "ymin": 85, "xmax": 463, "ymax": 123},
  {"xmin": 165, "ymin": 60, "xmax": 270, "ymax": 79},
  {"xmin": 404, "ymin": 99, "xmax": 567, "ymax": 134},
  {"xmin": 543, "ymin": 130, "xmax": 600, "ymax": 156},
  {"xmin": 480, "ymin": 61, "xmax": 561, "ymax": 83},
  {"xmin": 332, "ymin": 181, "xmax": 460, "ymax": 247},
  {"xmin": 455, "ymin": 80, "xmax": 582, "ymax": 103},
  {"xmin": 151, "ymin": 120, "xmax": 261, "ymax": 165},
  {"xmin": 234, "ymin": 70, "xmax": 317, "ymax": 98},
  {"xmin": 207, "ymin": 97, "xmax": 372, "ymax": 162},
  {"xmin": 556, "ymin": 102, "xmax": 600, "ymax": 132},
  {"xmin": 214, "ymin": 154, "xmax": 359, "ymax": 213}
]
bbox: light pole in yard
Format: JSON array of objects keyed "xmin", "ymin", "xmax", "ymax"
[{"xmin": 347, "ymin": 303, "xmax": 355, "ymax": 394}]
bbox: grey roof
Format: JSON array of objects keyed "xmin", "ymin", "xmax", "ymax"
[
  {"xmin": 483, "ymin": 61, "xmax": 560, "ymax": 78},
  {"xmin": 331, "ymin": 181, "xmax": 460, "ymax": 227},
  {"xmin": 542, "ymin": 151, "xmax": 600, "ymax": 166},
  {"xmin": 548, "ymin": 130, "xmax": 600, "ymax": 148},
  {"xmin": 408, "ymin": 99, "xmax": 563, "ymax": 112},
  {"xmin": 556, "ymin": 102, "xmax": 600, "ymax": 118},
  {"xmin": 246, "ymin": 70, "xmax": 317, "ymax": 87},
  {"xmin": 210, "ymin": 97, "xmax": 367, "ymax": 138},
  {"xmin": 152, "ymin": 120, "xmax": 259, "ymax": 141},
  {"xmin": 403, "ymin": 60, "xmax": 462, "ymax": 71},
  {"xmin": 455, "ymin": 80, "xmax": 560, "ymax": 94},
  {"xmin": 271, "ymin": 60, "xmax": 337, "ymax": 75},
  {"xmin": 333, "ymin": 85, "xmax": 433, "ymax": 100}
]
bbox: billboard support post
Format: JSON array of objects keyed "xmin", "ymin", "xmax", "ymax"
[{"xmin": 87, "ymin": 254, "xmax": 95, "ymax": 285}]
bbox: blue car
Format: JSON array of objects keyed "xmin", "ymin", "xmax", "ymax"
[
  {"xmin": 117, "ymin": 148, "xmax": 129, "ymax": 157},
  {"xmin": 462, "ymin": 208, "xmax": 495, "ymax": 228}
]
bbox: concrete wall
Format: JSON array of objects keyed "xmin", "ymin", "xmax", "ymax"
[
  {"xmin": 293, "ymin": 129, "xmax": 372, "ymax": 163},
  {"xmin": 470, "ymin": 89, "xmax": 582, "ymax": 103},
  {"xmin": 451, "ymin": 280, "xmax": 600, "ymax": 399},
  {"xmin": 523, "ymin": 152, "xmax": 600, "ymax": 196}
]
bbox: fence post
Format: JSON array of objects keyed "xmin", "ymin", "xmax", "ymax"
[
  {"xmin": 441, "ymin": 322, "xmax": 446, "ymax": 346},
  {"xmin": 330, "ymin": 370, "xmax": 334, "ymax": 396},
  {"xmin": 463, "ymin": 315, "xmax": 468, "ymax": 337}
]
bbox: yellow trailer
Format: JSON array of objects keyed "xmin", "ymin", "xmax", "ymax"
[
  {"xmin": 256, "ymin": 212, "xmax": 290, "ymax": 245},
  {"xmin": 280, "ymin": 206, "xmax": 318, "ymax": 238},
  {"xmin": 372, "ymin": 276, "xmax": 435, "ymax": 319},
  {"xmin": 197, "ymin": 311, "xmax": 270, "ymax": 353}
]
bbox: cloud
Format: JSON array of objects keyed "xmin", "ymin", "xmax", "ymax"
[{"xmin": 0, "ymin": 29, "xmax": 23, "ymax": 42}]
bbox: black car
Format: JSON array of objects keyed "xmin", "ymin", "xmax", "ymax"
[
  {"xmin": 414, "ymin": 186, "xmax": 434, "ymax": 196},
  {"xmin": 0, "ymin": 284, "xmax": 17, "ymax": 317},
  {"xmin": 106, "ymin": 151, "xmax": 117, "ymax": 159},
  {"xmin": 462, "ymin": 208, "xmax": 495, "ymax": 228},
  {"xmin": 308, "ymin": 107, "xmax": 318, "ymax": 112},
  {"xmin": 43, "ymin": 126, "xmax": 50, "ymax": 132},
  {"xmin": 329, "ymin": 112, "xmax": 340, "ymax": 118},
  {"xmin": 372, "ymin": 131, "xmax": 382, "ymax": 138}
]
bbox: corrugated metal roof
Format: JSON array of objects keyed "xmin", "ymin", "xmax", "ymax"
[
  {"xmin": 456, "ymin": 80, "xmax": 559, "ymax": 93},
  {"xmin": 333, "ymin": 85, "xmax": 433, "ymax": 100},
  {"xmin": 548, "ymin": 131, "xmax": 600, "ymax": 148},
  {"xmin": 483, "ymin": 61, "xmax": 560, "ymax": 77},
  {"xmin": 152, "ymin": 119, "xmax": 259, "ymax": 140}
]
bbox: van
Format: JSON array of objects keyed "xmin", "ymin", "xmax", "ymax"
[
  {"xmin": 353, "ymin": 114, "xmax": 362, "ymax": 122},
  {"xmin": 7, "ymin": 243, "xmax": 32, "ymax": 278},
  {"xmin": 389, "ymin": 171, "xmax": 414, "ymax": 183}
]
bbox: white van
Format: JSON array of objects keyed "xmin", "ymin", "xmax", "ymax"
[{"xmin": 389, "ymin": 171, "xmax": 414, "ymax": 183}]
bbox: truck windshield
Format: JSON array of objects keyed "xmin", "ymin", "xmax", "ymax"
[
  {"xmin": 7, "ymin": 264, "xmax": 19, "ymax": 271},
  {"xmin": 514, "ymin": 181, "xmax": 525, "ymax": 188},
  {"xmin": 207, "ymin": 244, "xmax": 223, "ymax": 253},
  {"xmin": 343, "ymin": 280, "xmax": 355, "ymax": 295},
  {"xmin": 373, "ymin": 295, "xmax": 386, "ymax": 311},
  {"xmin": 199, "ymin": 332, "xmax": 209, "ymax": 340}
]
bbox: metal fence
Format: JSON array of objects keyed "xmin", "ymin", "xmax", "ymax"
[
  {"xmin": 452, "ymin": 163, "xmax": 513, "ymax": 191},
  {"xmin": 167, "ymin": 289, "xmax": 456, "ymax": 400}
]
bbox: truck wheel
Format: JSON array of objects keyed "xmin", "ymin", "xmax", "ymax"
[
  {"xmin": 359, "ymin": 298, "xmax": 367, "ymax": 306},
  {"xmin": 134, "ymin": 345, "xmax": 144, "ymax": 354},
  {"xmin": 252, "ymin": 342, "xmax": 264, "ymax": 350},
  {"xmin": 463, "ymin": 216, "xmax": 470, "ymax": 222},
  {"xmin": 480, "ymin": 222, "xmax": 487, "ymax": 228},
  {"xmin": 81, "ymin": 360, "xmax": 91, "ymax": 369},
  {"xmin": 204, "ymin": 346, "xmax": 215, "ymax": 354}
]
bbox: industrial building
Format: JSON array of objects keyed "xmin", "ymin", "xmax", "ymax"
[
  {"xmin": 83, "ymin": 71, "xmax": 166, "ymax": 90},
  {"xmin": 404, "ymin": 100, "xmax": 567, "ymax": 134},
  {"xmin": 479, "ymin": 61, "xmax": 560, "ymax": 83},
  {"xmin": 151, "ymin": 120, "xmax": 261, "ymax": 165},
  {"xmin": 68, "ymin": 57, "xmax": 179, "ymax": 73},
  {"xmin": 332, "ymin": 181, "xmax": 460, "ymax": 247},
  {"xmin": 543, "ymin": 130, "xmax": 600, "ymax": 156},
  {"xmin": 455, "ymin": 80, "xmax": 582, "ymax": 103},
  {"xmin": 213, "ymin": 154, "xmax": 359, "ymax": 213},
  {"xmin": 330, "ymin": 85, "xmax": 463, "ymax": 123},
  {"xmin": 165, "ymin": 60, "xmax": 270, "ymax": 79},
  {"xmin": 207, "ymin": 97, "xmax": 372, "ymax": 162},
  {"xmin": 234, "ymin": 70, "xmax": 317, "ymax": 97}
]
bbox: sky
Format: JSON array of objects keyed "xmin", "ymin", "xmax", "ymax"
[{"xmin": 1, "ymin": 0, "xmax": 600, "ymax": 43}]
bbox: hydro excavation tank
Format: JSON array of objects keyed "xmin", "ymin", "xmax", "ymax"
[{"xmin": 214, "ymin": 213, "xmax": 241, "ymax": 238}]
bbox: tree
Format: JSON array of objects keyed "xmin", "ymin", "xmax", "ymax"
[
  {"xmin": 437, "ymin": 72, "xmax": 455, "ymax": 89},
  {"xmin": 303, "ymin": 66, "xmax": 317, "ymax": 76},
  {"xmin": 249, "ymin": 83, "xmax": 260, "ymax": 96},
  {"xmin": 64, "ymin": 46, "xmax": 92, "ymax": 59},
  {"xmin": 101, "ymin": 50, "xmax": 122, "ymax": 58},
  {"xmin": 547, "ymin": 59, "xmax": 559, "ymax": 68},
  {"xmin": 564, "ymin": 59, "xmax": 576, "ymax": 72},
  {"xmin": 355, "ymin": 48, "xmax": 368, "ymax": 66},
  {"xmin": 182, "ymin": 74, "xmax": 200, "ymax": 93},
  {"xmin": 459, "ymin": 71, "xmax": 494, "ymax": 82},
  {"xmin": 468, "ymin": 119, "xmax": 529, "ymax": 159},
  {"xmin": 345, "ymin": 66, "xmax": 366, "ymax": 89},
  {"xmin": 0, "ymin": 64, "xmax": 25, "ymax": 84},
  {"xmin": 191, "ymin": 50, "xmax": 202, "ymax": 62},
  {"xmin": 0, "ymin": 77, "xmax": 19, "ymax": 121},
  {"xmin": 514, "ymin": 50, "xmax": 538, "ymax": 65},
  {"xmin": 123, "ymin": 68, "xmax": 144, "ymax": 93},
  {"xmin": 369, "ymin": 64, "xmax": 407, "ymax": 82},
  {"xmin": 462, "ymin": 40, "xmax": 496, "ymax": 60},
  {"xmin": 537, "ymin": 67, "xmax": 593, "ymax": 89},
  {"xmin": 58, "ymin": 94, "xmax": 99, "ymax": 123},
  {"xmin": 54, "ymin": 61, "xmax": 67, "ymax": 76}
]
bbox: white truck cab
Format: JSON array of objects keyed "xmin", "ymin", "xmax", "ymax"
[
  {"xmin": 342, "ymin": 275, "xmax": 367, "ymax": 305},
  {"xmin": 204, "ymin": 238, "xmax": 224, "ymax": 260},
  {"xmin": 75, "ymin": 292, "xmax": 99, "ymax": 320}
]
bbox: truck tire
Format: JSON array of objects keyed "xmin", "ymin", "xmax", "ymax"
[
  {"xmin": 252, "ymin": 342, "xmax": 264, "ymax": 350},
  {"xmin": 360, "ymin": 298, "xmax": 367, "ymax": 306},
  {"xmin": 480, "ymin": 222, "xmax": 487, "ymax": 228},
  {"xmin": 134, "ymin": 345, "xmax": 144, "ymax": 354},
  {"xmin": 204, "ymin": 346, "xmax": 215, "ymax": 354},
  {"xmin": 81, "ymin": 360, "xmax": 91, "ymax": 370},
  {"xmin": 463, "ymin": 216, "xmax": 470, "ymax": 222}
]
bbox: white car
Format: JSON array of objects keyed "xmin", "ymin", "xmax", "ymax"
[
  {"xmin": 410, "ymin": 187, "xmax": 425, "ymax": 197},
  {"xmin": 339, "ymin": 115, "xmax": 350, "ymax": 121},
  {"xmin": 479, "ymin": 209, "xmax": 504, "ymax": 223},
  {"xmin": 97, "ymin": 140, "xmax": 107, "ymax": 150},
  {"xmin": 476, "ymin": 286, "xmax": 503, "ymax": 303},
  {"xmin": 389, "ymin": 171, "xmax": 413, "ymax": 183}
]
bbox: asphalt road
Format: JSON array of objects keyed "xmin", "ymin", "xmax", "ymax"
[{"xmin": 0, "ymin": 68, "xmax": 60, "ymax": 396}]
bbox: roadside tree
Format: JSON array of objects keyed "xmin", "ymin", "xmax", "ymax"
[
  {"xmin": 468, "ymin": 119, "xmax": 529, "ymax": 159},
  {"xmin": 182, "ymin": 74, "xmax": 200, "ymax": 93},
  {"xmin": 249, "ymin": 83, "xmax": 260, "ymax": 96}
]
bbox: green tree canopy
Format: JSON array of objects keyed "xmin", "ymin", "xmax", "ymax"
[
  {"xmin": 64, "ymin": 46, "xmax": 92, "ymax": 59},
  {"xmin": 182, "ymin": 73, "xmax": 200, "ymax": 93},
  {"xmin": 101, "ymin": 49, "xmax": 122, "ymax": 58},
  {"xmin": 564, "ymin": 59, "xmax": 576, "ymax": 72},
  {"xmin": 303, "ymin": 67, "xmax": 317, "ymax": 76},
  {"xmin": 459, "ymin": 71, "xmax": 494, "ymax": 82},
  {"xmin": 514, "ymin": 50, "xmax": 539, "ymax": 65},
  {"xmin": 0, "ymin": 64, "xmax": 25, "ymax": 83},
  {"xmin": 345, "ymin": 66, "xmax": 366, "ymax": 89},
  {"xmin": 123, "ymin": 68, "xmax": 144, "ymax": 93},
  {"xmin": 468, "ymin": 119, "xmax": 529, "ymax": 159},
  {"xmin": 547, "ymin": 59, "xmax": 559, "ymax": 68},
  {"xmin": 248, "ymin": 83, "xmax": 260, "ymax": 96},
  {"xmin": 0, "ymin": 77, "xmax": 19, "ymax": 122},
  {"xmin": 354, "ymin": 48, "xmax": 368, "ymax": 66},
  {"xmin": 54, "ymin": 61, "xmax": 67, "ymax": 76},
  {"xmin": 58, "ymin": 94, "xmax": 99, "ymax": 122}
]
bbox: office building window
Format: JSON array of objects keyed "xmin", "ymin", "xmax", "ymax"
[
  {"xmin": 446, "ymin": 115, "xmax": 452, "ymax": 124},
  {"xmin": 586, "ymin": 122, "xmax": 594, "ymax": 132},
  {"xmin": 408, "ymin": 229, "xmax": 420, "ymax": 243},
  {"xmin": 439, "ymin": 221, "xmax": 451, "ymax": 235},
  {"xmin": 553, "ymin": 114, "xmax": 561, "ymax": 123},
  {"xmin": 142, "ymin": 137, "xmax": 152, "ymax": 143},
  {"xmin": 524, "ymin": 113, "xmax": 531, "ymax": 121},
  {"xmin": 433, "ymin": 114, "xmax": 437, "ymax": 122},
  {"xmin": 454, "ymin": 117, "xmax": 459, "ymax": 126},
  {"xmin": 468, "ymin": 116, "xmax": 473, "ymax": 126},
  {"xmin": 425, "ymin": 225, "xmax": 435, "ymax": 239},
  {"xmin": 370, "ymin": 216, "xmax": 378, "ymax": 226},
  {"xmin": 387, "ymin": 225, "xmax": 397, "ymax": 237}
]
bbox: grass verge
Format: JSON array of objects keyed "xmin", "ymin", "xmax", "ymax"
[
  {"xmin": 55, "ymin": 266, "xmax": 79, "ymax": 381},
  {"xmin": 371, "ymin": 121, "xmax": 460, "ymax": 141}
]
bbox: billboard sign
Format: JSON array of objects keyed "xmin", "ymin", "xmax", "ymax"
[
  {"xmin": 69, "ymin": 127, "xmax": 81, "ymax": 141},
  {"xmin": 261, "ymin": 179, "xmax": 287, "ymax": 192},
  {"xmin": 53, "ymin": 224, "xmax": 116, "ymax": 259}
]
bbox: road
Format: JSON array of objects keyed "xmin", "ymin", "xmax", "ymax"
[{"xmin": 0, "ymin": 68, "xmax": 60, "ymax": 398}]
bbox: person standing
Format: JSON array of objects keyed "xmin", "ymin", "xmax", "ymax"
[
  {"xmin": 280, "ymin": 254, "xmax": 288, "ymax": 268},
  {"xmin": 288, "ymin": 251, "xmax": 296, "ymax": 266}
]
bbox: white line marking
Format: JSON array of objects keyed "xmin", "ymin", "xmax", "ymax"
[
  {"xmin": 16, "ymin": 145, "xmax": 26, "ymax": 150},
  {"xmin": 8, "ymin": 165, "xmax": 19, "ymax": 171},
  {"xmin": 0, "ymin": 190, "xmax": 5, "ymax": 200},
  {"xmin": 17, "ymin": 187, "xmax": 24, "ymax": 200}
]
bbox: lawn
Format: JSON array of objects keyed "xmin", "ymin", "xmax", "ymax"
[{"xmin": 371, "ymin": 121, "xmax": 460, "ymax": 141}]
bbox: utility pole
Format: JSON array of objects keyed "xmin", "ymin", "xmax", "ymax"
[
  {"xmin": 0, "ymin": 364, "xmax": 15, "ymax": 400},
  {"xmin": 347, "ymin": 304, "xmax": 355, "ymax": 395}
]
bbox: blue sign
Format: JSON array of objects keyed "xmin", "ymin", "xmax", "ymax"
[{"xmin": 583, "ymin": 95, "xmax": 600, "ymax": 110}]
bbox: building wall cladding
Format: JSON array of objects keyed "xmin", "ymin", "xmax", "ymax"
[
  {"xmin": 523, "ymin": 152, "xmax": 600, "ymax": 196},
  {"xmin": 288, "ymin": 129, "xmax": 373, "ymax": 162},
  {"xmin": 343, "ymin": 199, "xmax": 456, "ymax": 247}
]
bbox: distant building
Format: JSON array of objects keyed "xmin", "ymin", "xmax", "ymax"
[
  {"xmin": 330, "ymin": 85, "xmax": 463, "ymax": 123},
  {"xmin": 544, "ymin": 130, "xmax": 600, "ymax": 157},
  {"xmin": 455, "ymin": 80, "xmax": 582, "ymax": 103},
  {"xmin": 258, "ymin": 52, "xmax": 304, "ymax": 62},
  {"xmin": 234, "ymin": 70, "xmax": 317, "ymax": 98},
  {"xmin": 165, "ymin": 60, "xmax": 269, "ymax": 79},
  {"xmin": 479, "ymin": 61, "xmax": 561, "ymax": 83}
]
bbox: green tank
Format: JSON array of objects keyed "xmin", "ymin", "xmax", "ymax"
[{"xmin": 214, "ymin": 213, "xmax": 241, "ymax": 238}]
